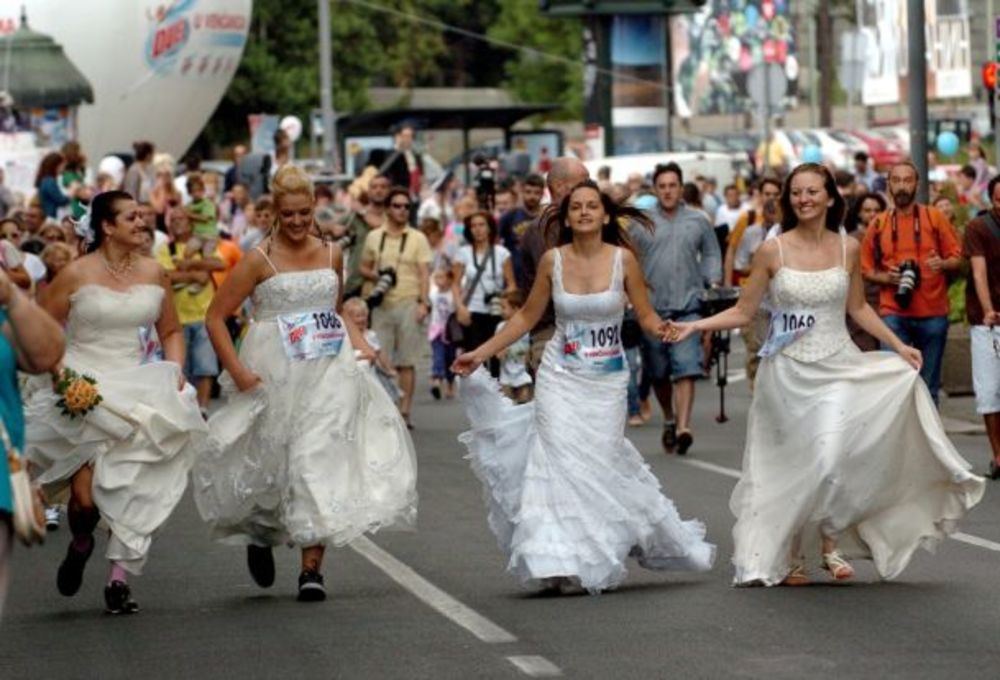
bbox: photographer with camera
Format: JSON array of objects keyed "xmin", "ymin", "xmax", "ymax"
[
  {"xmin": 451, "ymin": 210, "xmax": 516, "ymax": 377},
  {"xmin": 861, "ymin": 161, "xmax": 962, "ymax": 404},
  {"xmin": 360, "ymin": 187, "xmax": 433, "ymax": 427}
]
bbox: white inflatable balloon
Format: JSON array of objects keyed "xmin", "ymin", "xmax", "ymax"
[
  {"xmin": 280, "ymin": 115, "xmax": 303, "ymax": 143},
  {"xmin": 0, "ymin": 0, "xmax": 252, "ymax": 161}
]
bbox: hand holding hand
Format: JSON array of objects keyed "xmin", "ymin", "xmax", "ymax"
[
  {"xmin": 896, "ymin": 344, "xmax": 923, "ymax": 372},
  {"xmin": 663, "ymin": 320, "xmax": 697, "ymax": 344},
  {"xmin": 451, "ymin": 350, "xmax": 483, "ymax": 378},
  {"xmin": 234, "ymin": 369, "xmax": 263, "ymax": 392}
]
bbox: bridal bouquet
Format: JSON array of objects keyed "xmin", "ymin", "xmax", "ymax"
[{"xmin": 54, "ymin": 367, "xmax": 103, "ymax": 418}]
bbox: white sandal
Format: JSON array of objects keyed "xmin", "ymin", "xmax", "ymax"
[{"xmin": 822, "ymin": 550, "xmax": 854, "ymax": 580}]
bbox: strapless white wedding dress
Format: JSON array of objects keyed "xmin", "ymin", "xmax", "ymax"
[
  {"xmin": 732, "ymin": 233, "xmax": 985, "ymax": 585},
  {"xmin": 459, "ymin": 248, "xmax": 715, "ymax": 592},
  {"xmin": 24, "ymin": 284, "xmax": 207, "ymax": 574},
  {"xmin": 192, "ymin": 263, "xmax": 417, "ymax": 548}
]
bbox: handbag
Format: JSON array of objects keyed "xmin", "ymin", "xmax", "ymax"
[
  {"xmin": 1, "ymin": 418, "xmax": 45, "ymax": 546},
  {"xmin": 445, "ymin": 248, "xmax": 491, "ymax": 345}
]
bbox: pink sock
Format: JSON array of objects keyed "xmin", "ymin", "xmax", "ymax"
[{"xmin": 108, "ymin": 562, "xmax": 128, "ymax": 585}]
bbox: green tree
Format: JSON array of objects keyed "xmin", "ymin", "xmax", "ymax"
[{"xmin": 487, "ymin": 0, "xmax": 582, "ymax": 120}]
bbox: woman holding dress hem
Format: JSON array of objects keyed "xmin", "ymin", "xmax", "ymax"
[
  {"xmin": 27, "ymin": 190, "xmax": 207, "ymax": 614},
  {"xmin": 453, "ymin": 180, "xmax": 715, "ymax": 594},
  {"xmin": 667, "ymin": 163, "xmax": 985, "ymax": 586}
]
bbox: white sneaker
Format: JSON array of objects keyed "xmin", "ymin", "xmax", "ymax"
[{"xmin": 45, "ymin": 506, "xmax": 60, "ymax": 530}]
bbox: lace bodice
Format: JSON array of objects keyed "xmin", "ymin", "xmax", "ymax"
[
  {"xmin": 552, "ymin": 247, "xmax": 626, "ymax": 326},
  {"xmin": 251, "ymin": 270, "xmax": 339, "ymax": 321},
  {"xmin": 65, "ymin": 284, "xmax": 164, "ymax": 372},
  {"xmin": 767, "ymin": 234, "xmax": 852, "ymax": 362}
]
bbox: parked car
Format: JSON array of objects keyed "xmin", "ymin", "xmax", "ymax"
[
  {"xmin": 583, "ymin": 151, "xmax": 744, "ymax": 190},
  {"xmin": 805, "ymin": 128, "xmax": 856, "ymax": 170},
  {"xmin": 845, "ymin": 130, "xmax": 905, "ymax": 170}
]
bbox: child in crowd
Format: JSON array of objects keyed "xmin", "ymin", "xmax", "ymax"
[
  {"xmin": 343, "ymin": 297, "xmax": 401, "ymax": 405},
  {"xmin": 240, "ymin": 195, "xmax": 274, "ymax": 252},
  {"xmin": 427, "ymin": 266, "xmax": 456, "ymax": 400},
  {"xmin": 186, "ymin": 173, "xmax": 219, "ymax": 242},
  {"xmin": 496, "ymin": 289, "xmax": 532, "ymax": 403}
]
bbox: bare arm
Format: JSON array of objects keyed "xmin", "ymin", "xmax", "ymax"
[
  {"xmin": 359, "ymin": 249, "xmax": 379, "ymax": 282},
  {"xmin": 970, "ymin": 256, "xmax": 995, "ymax": 323},
  {"xmin": 416, "ymin": 260, "xmax": 430, "ymax": 322},
  {"xmin": 502, "ymin": 257, "xmax": 516, "ymax": 291},
  {"xmin": 205, "ymin": 250, "xmax": 265, "ymax": 391},
  {"xmin": 452, "ymin": 250, "xmax": 554, "ymax": 375},
  {"xmin": 0, "ymin": 274, "xmax": 64, "ymax": 373},
  {"xmin": 621, "ymin": 249, "xmax": 664, "ymax": 336},
  {"xmin": 153, "ymin": 266, "xmax": 185, "ymax": 377}
]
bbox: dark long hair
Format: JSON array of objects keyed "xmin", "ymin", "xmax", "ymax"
[
  {"xmin": 779, "ymin": 163, "xmax": 846, "ymax": 233},
  {"xmin": 557, "ymin": 180, "xmax": 652, "ymax": 251},
  {"xmin": 87, "ymin": 190, "xmax": 134, "ymax": 253},
  {"xmin": 843, "ymin": 192, "xmax": 887, "ymax": 233},
  {"xmin": 462, "ymin": 210, "xmax": 497, "ymax": 245},
  {"xmin": 34, "ymin": 152, "xmax": 64, "ymax": 187}
]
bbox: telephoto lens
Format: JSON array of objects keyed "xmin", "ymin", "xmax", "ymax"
[
  {"xmin": 894, "ymin": 260, "xmax": 920, "ymax": 309},
  {"xmin": 365, "ymin": 268, "xmax": 398, "ymax": 308}
]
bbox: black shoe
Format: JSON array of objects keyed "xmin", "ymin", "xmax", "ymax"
[
  {"xmin": 247, "ymin": 545, "xmax": 275, "ymax": 588},
  {"xmin": 57, "ymin": 537, "xmax": 94, "ymax": 597},
  {"xmin": 661, "ymin": 421, "xmax": 677, "ymax": 453},
  {"xmin": 297, "ymin": 569, "xmax": 326, "ymax": 602},
  {"xmin": 989, "ymin": 460, "xmax": 1000, "ymax": 480},
  {"xmin": 677, "ymin": 431, "xmax": 694, "ymax": 456},
  {"xmin": 430, "ymin": 385, "xmax": 442, "ymax": 400},
  {"xmin": 104, "ymin": 580, "xmax": 139, "ymax": 615}
]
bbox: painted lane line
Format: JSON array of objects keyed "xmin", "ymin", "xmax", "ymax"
[
  {"xmin": 951, "ymin": 531, "xmax": 1000, "ymax": 552},
  {"xmin": 674, "ymin": 459, "xmax": 1000, "ymax": 553},
  {"xmin": 350, "ymin": 536, "xmax": 517, "ymax": 644},
  {"xmin": 506, "ymin": 655, "xmax": 563, "ymax": 677}
]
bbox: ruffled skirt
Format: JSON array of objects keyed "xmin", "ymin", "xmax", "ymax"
[
  {"xmin": 732, "ymin": 345, "xmax": 985, "ymax": 585},
  {"xmin": 458, "ymin": 365, "xmax": 715, "ymax": 593},
  {"xmin": 192, "ymin": 322, "xmax": 418, "ymax": 548},
  {"xmin": 24, "ymin": 361, "xmax": 206, "ymax": 574}
]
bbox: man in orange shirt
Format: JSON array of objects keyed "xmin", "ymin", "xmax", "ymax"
[{"xmin": 860, "ymin": 161, "xmax": 962, "ymax": 403}]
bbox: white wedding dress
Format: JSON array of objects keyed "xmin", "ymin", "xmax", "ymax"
[
  {"xmin": 24, "ymin": 284, "xmax": 207, "ymax": 574},
  {"xmin": 732, "ymin": 233, "xmax": 986, "ymax": 585},
  {"xmin": 459, "ymin": 247, "xmax": 715, "ymax": 593},
  {"xmin": 193, "ymin": 253, "xmax": 417, "ymax": 548}
]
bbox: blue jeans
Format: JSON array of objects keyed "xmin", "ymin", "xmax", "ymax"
[
  {"xmin": 881, "ymin": 314, "xmax": 949, "ymax": 404},
  {"xmin": 430, "ymin": 338, "xmax": 456, "ymax": 383},
  {"xmin": 626, "ymin": 346, "xmax": 641, "ymax": 417},
  {"xmin": 183, "ymin": 322, "xmax": 219, "ymax": 379}
]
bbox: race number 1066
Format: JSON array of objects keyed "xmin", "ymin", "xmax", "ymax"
[{"xmin": 780, "ymin": 313, "xmax": 815, "ymax": 333}]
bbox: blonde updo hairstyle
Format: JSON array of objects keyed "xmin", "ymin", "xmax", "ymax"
[{"xmin": 267, "ymin": 165, "xmax": 316, "ymax": 236}]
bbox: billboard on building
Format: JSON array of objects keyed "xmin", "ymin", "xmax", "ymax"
[
  {"xmin": 856, "ymin": 0, "xmax": 972, "ymax": 106},
  {"xmin": 669, "ymin": 0, "xmax": 798, "ymax": 118}
]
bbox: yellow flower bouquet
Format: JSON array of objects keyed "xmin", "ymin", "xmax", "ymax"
[{"xmin": 54, "ymin": 367, "xmax": 103, "ymax": 418}]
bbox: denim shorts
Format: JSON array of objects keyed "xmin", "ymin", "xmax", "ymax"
[
  {"xmin": 183, "ymin": 321, "xmax": 219, "ymax": 378},
  {"xmin": 640, "ymin": 311, "xmax": 704, "ymax": 382},
  {"xmin": 971, "ymin": 326, "xmax": 1000, "ymax": 414}
]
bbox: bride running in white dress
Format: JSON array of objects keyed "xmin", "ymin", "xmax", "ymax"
[
  {"xmin": 194, "ymin": 166, "xmax": 416, "ymax": 602},
  {"xmin": 26, "ymin": 190, "xmax": 207, "ymax": 614},
  {"xmin": 668, "ymin": 163, "xmax": 985, "ymax": 586},
  {"xmin": 452, "ymin": 180, "xmax": 715, "ymax": 594}
]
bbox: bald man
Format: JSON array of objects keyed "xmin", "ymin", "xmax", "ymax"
[{"xmin": 518, "ymin": 156, "xmax": 590, "ymax": 371}]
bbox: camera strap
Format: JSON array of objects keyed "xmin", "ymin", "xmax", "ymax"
[
  {"xmin": 877, "ymin": 206, "xmax": 930, "ymax": 267},
  {"xmin": 376, "ymin": 229, "xmax": 408, "ymax": 272},
  {"xmin": 983, "ymin": 211, "xmax": 1000, "ymax": 242},
  {"xmin": 463, "ymin": 246, "xmax": 493, "ymax": 306}
]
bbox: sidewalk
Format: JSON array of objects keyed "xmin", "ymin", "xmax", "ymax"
[{"xmin": 940, "ymin": 392, "xmax": 986, "ymax": 435}]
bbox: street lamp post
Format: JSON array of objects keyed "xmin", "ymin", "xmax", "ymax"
[
  {"xmin": 907, "ymin": 0, "xmax": 928, "ymax": 204},
  {"xmin": 318, "ymin": 0, "xmax": 338, "ymax": 171}
]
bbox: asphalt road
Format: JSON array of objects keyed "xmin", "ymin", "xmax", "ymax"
[{"xmin": 2, "ymin": 364, "xmax": 998, "ymax": 680}]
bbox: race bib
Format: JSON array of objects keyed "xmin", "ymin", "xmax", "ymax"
[
  {"xmin": 278, "ymin": 310, "xmax": 346, "ymax": 361},
  {"xmin": 758, "ymin": 309, "xmax": 816, "ymax": 358},
  {"xmin": 561, "ymin": 321, "xmax": 625, "ymax": 373},
  {"xmin": 138, "ymin": 325, "xmax": 163, "ymax": 364}
]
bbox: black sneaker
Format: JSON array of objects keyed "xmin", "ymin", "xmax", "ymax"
[
  {"xmin": 297, "ymin": 569, "xmax": 326, "ymax": 602},
  {"xmin": 989, "ymin": 460, "xmax": 1000, "ymax": 480},
  {"xmin": 56, "ymin": 536, "xmax": 94, "ymax": 597},
  {"xmin": 103, "ymin": 580, "xmax": 139, "ymax": 615},
  {"xmin": 661, "ymin": 421, "xmax": 677, "ymax": 453},
  {"xmin": 430, "ymin": 385, "xmax": 442, "ymax": 400},
  {"xmin": 677, "ymin": 431, "xmax": 694, "ymax": 456},
  {"xmin": 247, "ymin": 545, "xmax": 275, "ymax": 588}
]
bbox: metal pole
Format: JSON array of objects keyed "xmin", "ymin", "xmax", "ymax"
[
  {"xmin": 318, "ymin": 0, "xmax": 338, "ymax": 172},
  {"xmin": 907, "ymin": 0, "xmax": 928, "ymax": 204},
  {"xmin": 991, "ymin": 0, "xmax": 1000, "ymax": 168},
  {"xmin": 807, "ymin": 1, "xmax": 818, "ymax": 128}
]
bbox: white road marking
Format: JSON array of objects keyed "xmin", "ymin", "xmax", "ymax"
[
  {"xmin": 507, "ymin": 655, "xmax": 563, "ymax": 677},
  {"xmin": 675, "ymin": 459, "xmax": 1000, "ymax": 553},
  {"xmin": 350, "ymin": 536, "xmax": 517, "ymax": 643}
]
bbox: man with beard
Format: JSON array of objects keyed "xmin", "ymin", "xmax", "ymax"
[
  {"xmin": 344, "ymin": 173, "xmax": 390, "ymax": 298},
  {"xmin": 861, "ymin": 161, "xmax": 962, "ymax": 404},
  {"xmin": 500, "ymin": 173, "xmax": 545, "ymax": 290}
]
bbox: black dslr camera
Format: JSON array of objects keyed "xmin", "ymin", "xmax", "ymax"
[
  {"xmin": 366, "ymin": 268, "xmax": 398, "ymax": 308},
  {"xmin": 894, "ymin": 260, "xmax": 920, "ymax": 309}
]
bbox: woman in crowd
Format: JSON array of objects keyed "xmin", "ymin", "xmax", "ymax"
[
  {"xmin": 60, "ymin": 141, "xmax": 88, "ymax": 219},
  {"xmin": 26, "ymin": 190, "xmax": 207, "ymax": 614},
  {"xmin": 0, "ymin": 217, "xmax": 35, "ymax": 289},
  {"xmin": 150, "ymin": 157, "xmax": 182, "ymax": 234},
  {"xmin": 36, "ymin": 152, "xmax": 72, "ymax": 219},
  {"xmin": 123, "ymin": 141, "xmax": 156, "ymax": 204},
  {"xmin": 666, "ymin": 163, "xmax": 984, "ymax": 586},
  {"xmin": 0, "ymin": 267, "xmax": 65, "ymax": 619},
  {"xmin": 451, "ymin": 211, "xmax": 515, "ymax": 376},
  {"xmin": 194, "ymin": 166, "xmax": 417, "ymax": 603},
  {"xmin": 39, "ymin": 242, "xmax": 75, "ymax": 290},
  {"xmin": 843, "ymin": 192, "xmax": 887, "ymax": 351},
  {"xmin": 452, "ymin": 180, "xmax": 715, "ymax": 594}
]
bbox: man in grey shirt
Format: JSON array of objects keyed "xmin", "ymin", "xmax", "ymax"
[{"xmin": 630, "ymin": 162, "xmax": 721, "ymax": 455}]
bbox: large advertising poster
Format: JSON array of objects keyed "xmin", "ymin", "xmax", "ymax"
[
  {"xmin": 610, "ymin": 15, "xmax": 668, "ymax": 154},
  {"xmin": 856, "ymin": 0, "xmax": 972, "ymax": 105},
  {"xmin": 669, "ymin": 1, "xmax": 798, "ymax": 118},
  {"xmin": 0, "ymin": 0, "xmax": 251, "ymax": 160}
]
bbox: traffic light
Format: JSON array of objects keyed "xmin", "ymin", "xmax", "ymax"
[{"xmin": 983, "ymin": 62, "xmax": 997, "ymax": 91}]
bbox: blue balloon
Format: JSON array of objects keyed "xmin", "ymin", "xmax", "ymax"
[
  {"xmin": 633, "ymin": 194, "xmax": 658, "ymax": 210},
  {"xmin": 801, "ymin": 144, "xmax": 824, "ymax": 164},
  {"xmin": 936, "ymin": 131, "xmax": 960, "ymax": 157}
]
